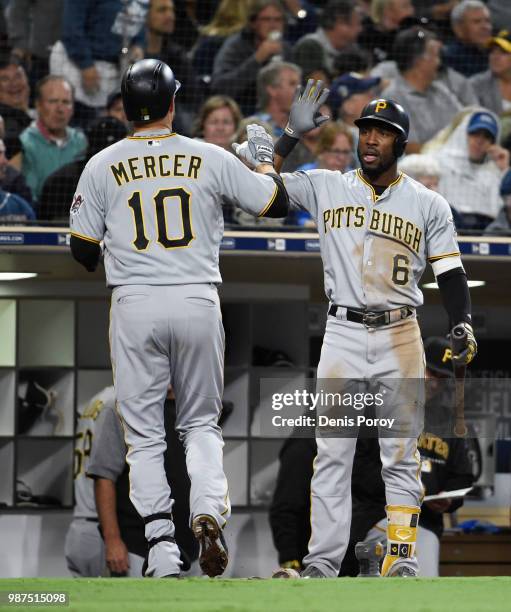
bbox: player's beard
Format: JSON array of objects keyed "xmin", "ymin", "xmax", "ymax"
[{"xmin": 357, "ymin": 146, "xmax": 396, "ymax": 182}]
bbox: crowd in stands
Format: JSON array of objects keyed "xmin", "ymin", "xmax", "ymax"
[{"xmin": 0, "ymin": 0, "xmax": 509, "ymax": 234}]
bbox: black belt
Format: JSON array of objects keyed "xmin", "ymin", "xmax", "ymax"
[
  {"xmin": 328, "ymin": 305, "xmax": 414, "ymax": 328},
  {"xmin": 85, "ymin": 517, "xmax": 99, "ymax": 523}
]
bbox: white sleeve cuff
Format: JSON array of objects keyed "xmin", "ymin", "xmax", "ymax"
[{"xmin": 431, "ymin": 255, "xmax": 463, "ymax": 278}]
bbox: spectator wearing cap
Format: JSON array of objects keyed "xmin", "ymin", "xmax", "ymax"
[
  {"xmin": 11, "ymin": 75, "xmax": 87, "ymax": 204},
  {"xmin": 211, "ymin": 0, "xmax": 293, "ymax": 116},
  {"xmin": 293, "ymin": 0, "xmax": 362, "ymax": 81},
  {"xmin": 470, "ymin": 31, "xmax": 511, "ymax": 117},
  {"xmin": 484, "ymin": 169, "xmax": 511, "ymax": 235},
  {"xmin": 327, "ymin": 72, "xmax": 381, "ymax": 159},
  {"xmin": 432, "ymin": 109, "xmax": 510, "ymax": 230},
  {"xmin": 0, "ymin": 56, "xmax": 32, "ymax": 159},
  {"xmin": 381, "ymin": 27, "xmax": 464, "ymax": 152},
  {"xmin": 38, "ymin": 116, "xmax": 127, "ymax": 224},
  {"xmin": 358, "ymin": 0, "xmax": 415, "ymax": 65},
  {"xmin": 443, "ymin": 0, "xmax": 492, "ymax": 77},
  {"xmin": 252, "ymin": 61, "xmax": 302, "ymax": 137}
]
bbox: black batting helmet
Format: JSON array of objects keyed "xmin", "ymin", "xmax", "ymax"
[
  {"xmin": 354, "ymin": 99, "xmax": 409, "ymax": 157},
  {"xmin": 121, "ymin": 59, "xmax": 180, "ymax": 123}
]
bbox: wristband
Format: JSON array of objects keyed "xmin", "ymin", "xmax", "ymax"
[{"xmin": 275, "ymin": 133, "xmax": 299, "ymax": 158}]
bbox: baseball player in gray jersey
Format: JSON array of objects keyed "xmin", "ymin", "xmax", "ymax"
[
  {"xmin": 69, "ymin": 59, "xmax": 289, "ymax": 578},
  {"xmin": 236, "ymin": 83, "xmax": 477, "ymax": 578},
  {"xmin": 65, "ymin": 385, "xmax": 114, "ymax": 577}
]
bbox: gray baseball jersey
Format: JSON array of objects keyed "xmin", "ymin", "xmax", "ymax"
[
  {"xmin": 69, "ymin": 129, "xmax": 279, "ymax": 286},
  {"xmin": 73, "ymin": 385, "xmax": 115, "ymax": 519},
  {"xmin": 283, "ymin": 168, "xmax": 461, "ymax": 309}
]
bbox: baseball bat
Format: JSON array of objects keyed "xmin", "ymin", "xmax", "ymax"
[{"xmin": 452, "ymin": 325, "xmax": 468, "ymax": 437}]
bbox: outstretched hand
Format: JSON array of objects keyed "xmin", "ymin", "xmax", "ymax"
[
  {"xmin": 232, "ymin": 124, "xmax": 274, "ymax": 168},
  {"xmin": 285, "ymin": 79, "xmax": 330, "ymax": 139}
]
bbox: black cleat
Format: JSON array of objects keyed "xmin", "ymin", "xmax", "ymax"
[{"xmin": 192, "ymin": 514, "xmax": 228, "ymax": 577}]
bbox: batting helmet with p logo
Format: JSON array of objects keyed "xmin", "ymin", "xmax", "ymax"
[{"xmin": 354, "ymin": 98, "xmax": 409, "ymax": 157}]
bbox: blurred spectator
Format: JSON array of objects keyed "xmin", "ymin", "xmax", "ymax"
[
  {"xmin": 0, "ymin": 56, "xmax": 32, "ymax": 158},
  {"xmin": 253, "ymin": 61, "xmax": 302, "ymax": 136},
  {"xmin": 299, "ymin": 121, "xmax": 354, "ymax": 171},
  {"xmin": 484, "ymin": 169, "xmax": 511, "ymax": 235},
  {"xmin": 192, "ymin": 0, "xmax": 249, "ymax": 82},
  {"xmin": 398, "ymin": 152, "xmax": 462, "ymax": 226},
  {"xmin": 289, "ymin": 121, "xmax": 354, "ymax": 227},
  {"xmin": 0, "ymin": 137, "xmax": 33, "ymax": 205},
  {"xmin": 38, "ymin": 116, "xmax": 127, "ymax": 224},
  {"xmin": 327, "ymin": 72, "xmax": 381, "ymax": 156},
  {"xmin": 443, "ymin": 0, "xmax": 491, "ymax": 77},
  {"xmin": 145, "ymin": 0, "xmax": 203, "ymax": 120},
  {"xmin": 470, "ymin": 31, "xmax": 511, "ymax": 117},
  {"xmin": 104, "ymin": 91, "xmax": 128, "ymax": 127},
  {"xmin": 0, "ymin": 184, "xmax": 35, "ymax": 223},
  {"xmin": 487, "ymin": 0, "xmax": 511, "ymax": 33},
  {"xmin": 50, "ymin": 0, "xmax": 148, "ymax": 128},
  {"xmin": 371, "ymin": 38, "xmax": 478, "ymax": 108},
  {"xmin": 211, "ymin": 0, "xmax": 292, "ymax": 115},
  {"xmin": 293, "ymin": 0, "xmax": 362, "ymax": 80},
  {"xmin": 281, "ymin": 1, "xmax": 319, "ymax": 44},
  {"xmin": 430, "ymin": 109, "xmax": 510, "ymax": 229},
  {"xmin": 381, "ymin": 28, "xmax": 463, "ymax": 151},
  {"xmin": 12, "ymin": 75, "xmax": 87, "ymax": 203},
  {"xmin": 0, "ymin": 115, "xmax": 4, "ymax": 139},
  {"xmin": 334, "ymin": 46, "xmax": 373, "ymax": 77},
  {"xmin": 193, "ymin": 95, "xmax": 242, "ymax": 150},
  {"xmin": 359, "ymin": 0, "xmax": 415, "ymax": 64},
  {"xmin": 5, "ymin": 0, "xmax": 63, "ymax": 94}
]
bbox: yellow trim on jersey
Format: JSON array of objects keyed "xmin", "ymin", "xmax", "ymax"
[
  {"xmin": 258, "ymin": 182, "xmax": 278, "ymax": 217},
  {"xmin": 70, "ymin": 230, "xmax": 101, "ymax": 244},
  {"xmin": 356, "ymin": 169, "xmax": 403, "ymax": 202},
  {"xmin": 128, "ymin": 133, "xmax": 177, "ymax": 140},
  {"xmin": 427, "ymin": 251, "xmax": 461, "ymax": 262}
]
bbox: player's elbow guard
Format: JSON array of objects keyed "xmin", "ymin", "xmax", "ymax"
[
  {"xmin": 70, "ymin": 234, "xmax": 101, "ymax": 272},
  {"xmin": 261, "ymin": 173, "xmax": 289, "ymax": 218}
]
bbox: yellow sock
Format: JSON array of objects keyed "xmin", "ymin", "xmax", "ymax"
[{"xmin": 381, "ymin": 505, "xmax": 420, "ymax": 576}]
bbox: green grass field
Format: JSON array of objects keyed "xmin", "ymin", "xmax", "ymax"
[{"xmin": 0, "ymin": 578, "xmax": 510, "ymax": 612}]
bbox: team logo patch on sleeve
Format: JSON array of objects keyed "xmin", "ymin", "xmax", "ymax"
[{"xmin": 70, "ymin": 193, "xmax": 84, "ymax": 215}]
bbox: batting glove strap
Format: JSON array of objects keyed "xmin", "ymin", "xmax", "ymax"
[
  {"xmin": 450, "ymin": 322, "xmax": 477, "ymax": 365},
  {"xmin": 246, "ymin": 123, "xmax": 275, "ymax": 165}
]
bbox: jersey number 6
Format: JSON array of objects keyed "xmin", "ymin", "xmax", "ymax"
[
  {"xmin": 128, "ymin": 187, "xmax": 194, "ymax": 251},
  {"xmin": 392, "ymin": 254, "xmax": 410, "ymax": 286}
]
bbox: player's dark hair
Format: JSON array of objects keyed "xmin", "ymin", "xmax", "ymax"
[
  {"xmin": 319, "ymin": 0, "xmax": 357, "ymax": 30},
  {"xmin": 393, "ymin": 27, "xmax": 438, "ymax": 73}
]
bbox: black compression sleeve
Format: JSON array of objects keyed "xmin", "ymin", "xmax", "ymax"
[
  {"xmin": 436, "ymin": 267, "xmax": 472, "ymax": 327},
  {"xmin": 275, "ymin": 133, "xmax": 299, "ymax": 158},
  {"xmin": 260, "ymin": 172, "xmax": 289, "ymax": 218},
  {"xmin": 70, "ymin": 234, "xmax": 101, "ymax": 272}
]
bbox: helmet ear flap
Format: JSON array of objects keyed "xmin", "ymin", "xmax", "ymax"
[{"xmin": 394, "ymin": 135, "xmax": 407, "ymax": 158}]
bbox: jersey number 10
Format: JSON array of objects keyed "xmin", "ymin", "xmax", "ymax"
[{"xmin": 128, "ymin": 187, "xmax": 194, "ymax": 250}]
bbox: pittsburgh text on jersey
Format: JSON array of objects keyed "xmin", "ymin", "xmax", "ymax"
[{"xmin": 322, "ymin": 206, "xmax": 423, "ymax": 255}]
